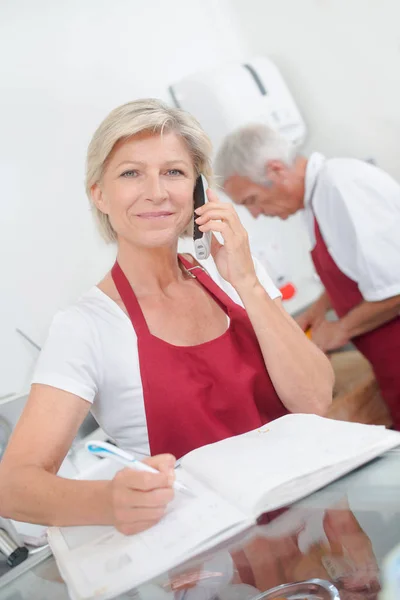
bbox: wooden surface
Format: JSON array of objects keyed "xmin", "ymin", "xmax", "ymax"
[{"xmin": 327, "ymin": 350, "xmax": 392, "ymax": 428}]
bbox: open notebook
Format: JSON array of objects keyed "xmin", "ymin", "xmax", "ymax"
[{"xmin": 47, "ymin": 414, "xmax": 400, "ymax": 600}]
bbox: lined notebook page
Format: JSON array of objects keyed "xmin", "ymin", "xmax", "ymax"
[
  {"xmin": 48, "ymin": 470, "xmax": 248, "ymax": 600},
  {"xmin": 181, "ymin": 414, "xmax": 400, "ymax": 515}
]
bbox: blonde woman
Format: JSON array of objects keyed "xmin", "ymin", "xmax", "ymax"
[{"xmin": 0, "ymin": 99, "xmax": 333, "ymax": 534}]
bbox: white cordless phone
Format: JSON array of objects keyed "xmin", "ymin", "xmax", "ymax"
[{"xmin": 193, "ymin": 174, "xmax": 211, "ymax": 260}]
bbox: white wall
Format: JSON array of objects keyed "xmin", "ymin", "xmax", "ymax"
[
  {"xmin": 5, "ymin": 0, "xmax": 385, "ymax": 398},
  {"xmin": 228, "ymin": 0, "xmax": 400, "ymax": 179},
  {"xmin": 0, "ymin": 0, "xmax": 247, "ymax": 396}
]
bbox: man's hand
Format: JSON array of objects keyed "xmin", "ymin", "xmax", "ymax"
[
  {"xmin": 311, "ymin": 320, "xmax": 349, "ymax": 352},
  {"xmin": 295, "ymin": 308, "xmax": 318, "ymax": 332},
  {"xmin": 295, "ymin": 292, "xmax": 331, "ymax": 332}
]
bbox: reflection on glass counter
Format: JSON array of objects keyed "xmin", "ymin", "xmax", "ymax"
[{"xmin": 1, "ymin": 450, "xmax": 400, "ymax": 600}]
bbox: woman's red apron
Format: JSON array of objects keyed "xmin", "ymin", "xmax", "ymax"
[
  {"xmin": 112, "ymin": 256, "xmax": 287, "ymax": 458},
  {"xmin": 311, "ymin": 217, "xmax": 400, "ymax": 429}
]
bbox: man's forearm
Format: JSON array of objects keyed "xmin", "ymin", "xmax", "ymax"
[
  {"xmin": 314, "ymin": 290, "xmax": 332, "ymax": 315},
  {"xmin": 340, "ymin": 296, "xmax": 400, "ymax": 339}
]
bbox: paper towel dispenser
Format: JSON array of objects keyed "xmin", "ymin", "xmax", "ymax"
[{"xmin": 169, "ymin": 56, "xmax": 307, "ymax": 153}]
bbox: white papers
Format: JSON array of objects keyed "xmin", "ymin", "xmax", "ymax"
[
  {"xmin": 48, "ymin": 471, "xmax": 247, "ymax": 600},
  {"xmin": 181, "ymin": 414, "xmax": 400, "ymax": 514},
  {"xmin": 10, "ymin": 520, "xmax": 48, "ymax": 547},
  {"xmin": 48, "ymin": 415, "xmax": 400, "ymax": 599}
]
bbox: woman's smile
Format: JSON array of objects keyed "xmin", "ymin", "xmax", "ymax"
[{"xmin": 136, "ymin": 210, "xmax": 174, "ymax": 219}]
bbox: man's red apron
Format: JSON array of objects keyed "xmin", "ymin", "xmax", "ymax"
[
  {"xmin": 112, "ymin": 256, "xmax": 287, "ymax": 458},
  {"xmin": 311, "ymin": 217, "xmax": 400, "ymax": 429}
]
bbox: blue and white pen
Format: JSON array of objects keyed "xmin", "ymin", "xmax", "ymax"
[{"xmin": 85, "ymin": 440, "xmax": 193, "ymax": 497}]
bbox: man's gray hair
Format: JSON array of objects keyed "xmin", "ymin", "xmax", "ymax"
[{"xmin": 215, "ymin": 124, "xmax": 296, "ymax": 186}]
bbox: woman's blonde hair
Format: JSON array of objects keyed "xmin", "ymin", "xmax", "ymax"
[{"xmin": 86, "ymin": 98, "xmax": 213, "ymax": 242}]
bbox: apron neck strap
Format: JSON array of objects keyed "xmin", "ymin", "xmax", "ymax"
[
  {"xmin": 111, "ymin": 261, "xmax": 149, "ymax": 336},
  {"xmin": 178, "ymin": 254, "xmax": 238, "ymax": 313},
  {"xmin": 111, "ymin": 255, "xmax": 239, "ymax": 337}
]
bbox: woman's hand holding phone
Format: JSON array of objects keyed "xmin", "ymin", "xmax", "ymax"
[{"xmin": 194, "ymin": 189, "xmax": 258, "ymax": 294}]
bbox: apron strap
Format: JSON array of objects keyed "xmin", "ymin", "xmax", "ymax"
[
  {"xmin": 178, "ymin": 254, "xmax": 239, "ymax": 314},
  {"xmin": 111, "ymin": 262, "xmax": 150, "ymax": 336},
  {"xmin": 111, "ymin": 255, "xmax": 242, "ymax": 338}
]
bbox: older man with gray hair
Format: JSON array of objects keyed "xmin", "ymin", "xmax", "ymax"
[{"xmin": 215, "ymin": 124, "xmax": 400, "ymax": 430}]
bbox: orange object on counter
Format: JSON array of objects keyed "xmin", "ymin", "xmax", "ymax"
[
  {"xmin": 279, "ymin": 283, "xmax": 296, "ymax": 301},
  {"xmin": 305, "ymin": 328, "xmax": 312, "ymax": 339}
]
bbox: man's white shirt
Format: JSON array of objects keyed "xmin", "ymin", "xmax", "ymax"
[{"xmin": 304, "ymin": 152, "xmax": 400, "ymax": 302}]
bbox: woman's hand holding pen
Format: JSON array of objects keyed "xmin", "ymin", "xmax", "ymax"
[
  {"xmin": 109, "ymin": 454, "xmax": 176, "ymax": 535},
  {"xmin": 195, "ymin": 189, "xmax": 258, "ymax": 295}
]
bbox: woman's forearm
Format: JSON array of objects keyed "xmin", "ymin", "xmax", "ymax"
[
  {"xmin": 340, "ymin": 296, "xmax": 400, "ymax": 339},
  {"xmin": 0, "ymin": 465, "xmax": 112, "ymax": 527},
  {"xmin": 237, "ymin": 282, "xmax": 334, "ymax": 415}
]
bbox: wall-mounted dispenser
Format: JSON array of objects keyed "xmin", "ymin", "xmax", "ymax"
[{"xmin": 169, "ymin": 56, "xmax": 307, "ymax": 153}]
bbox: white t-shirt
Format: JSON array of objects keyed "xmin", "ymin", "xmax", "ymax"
[
  {"xmin": 32, "ymin": 255, "xmax": 280, "ymax": 458},
  {"xmin": 304, "ymin": 153, "xmax": 400, "ymax": 302}
]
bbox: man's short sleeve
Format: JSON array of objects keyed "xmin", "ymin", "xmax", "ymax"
[{"xmin": 314, "ymin": 162, "xmax": 400, "ymax": 302}]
